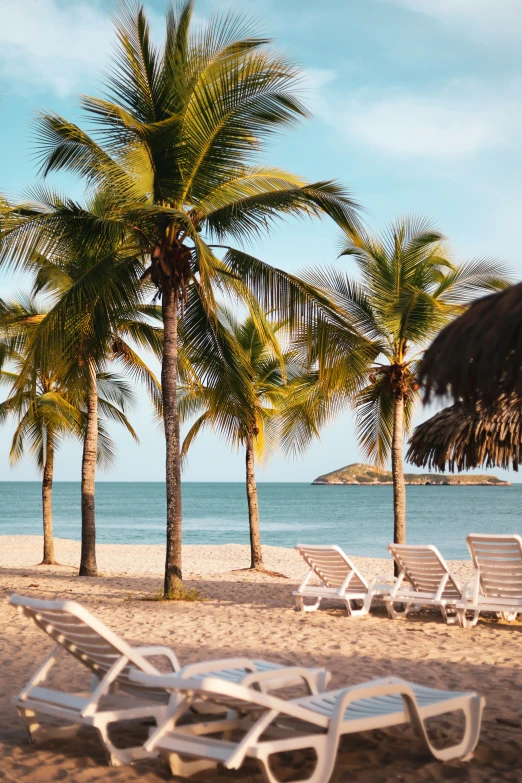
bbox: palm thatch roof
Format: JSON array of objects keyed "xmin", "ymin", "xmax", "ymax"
[
  {"xmin": 420, "ymin": 282, "xmax": 522, "ymax": 405},
  {"xmin": 406, "ymin": 397, "xmax": 522, "ymax": 472}
]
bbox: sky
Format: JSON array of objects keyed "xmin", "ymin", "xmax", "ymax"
[{"xmin": 1, "ymin": 0, "xmax": 521, "ymax": 483}]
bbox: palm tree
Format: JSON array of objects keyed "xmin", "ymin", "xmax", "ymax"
[
  {"xmin": 178, "ymin": 312, "xmax": 294, "ymax": 571},
  {"xmin": 298, "ymin": 217, "xmax": 509, "ymax": 547},
  {"xmin": 8, "ymin": 235, "xmax": 163, "ymax": 577},
  {"xmin": 0, "ymin": 296, "xmax": 139, "ymax": 565},
  {"xmin": 0, "ymin": 2, "xmax": 363, "ymax": 595}
]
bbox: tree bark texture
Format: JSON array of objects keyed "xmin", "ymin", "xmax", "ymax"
[
  {"xmin": 41, "ymin": 433, "xmax": 56, "ymax": 565},
  {"xmin": 162, "ymin": 286, "xmax": 183, "ymax": 596},
  {"xmin": 245, "ymin": 435, "xmax": 264, "ymax": 569},
  {"xmin": 80, "ymin": 361, "xmax": 98, "ymax": 576},
  {"xmin": 392, "ymin": 394, "xmax": 406, "ymax": 562}
]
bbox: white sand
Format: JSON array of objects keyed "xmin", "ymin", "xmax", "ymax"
[{"xmin": 0, "ymin": 536, "xmax": 521, "ymax": 782}]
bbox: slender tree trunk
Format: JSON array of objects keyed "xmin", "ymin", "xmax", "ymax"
[
  {"xmin": 162, "ymin": 286, "xmax": 183, "ymax": 596},
  {"xmin": 79, "ymin": 361, "xmax": 98, "ymax": 577},
  {"xmin": 245, "ymin": 435, "xmax": 264, "ymax": 570},
  {"xmin": 40, "ymin": 433, "xmax": 56, "ymax": 565},
  {"xmin": 392, "ymin": 394, "xmax": 406, "ymax": 573}
]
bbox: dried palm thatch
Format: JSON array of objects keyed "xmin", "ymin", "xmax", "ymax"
[
  {"xmin": 420, "ymin": 282, "xmax": 522, "ymax": 405},
  {"xmin": 406, "ymin": 396, "xmax": 522, "ymax": 472}
]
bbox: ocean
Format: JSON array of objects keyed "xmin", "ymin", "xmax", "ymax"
[{"xmin": 1, "ymin": 481, "xmax": 522, "ymax": 560}]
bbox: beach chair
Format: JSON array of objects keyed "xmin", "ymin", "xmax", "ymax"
[
  {"xmin": 457, "ymin": 534, "xmax": 522, "ymax": 627},
  {"xmin": 386, "ymin": 544, "xmax": 463, "ymax": 624},
  {"xmin": 10, "ymin": 594, "xmax": 329, "ymax": 765},
  {"xmin": 129, "ymin": 670, "xmax": 484, "ymax": 782},
  {"xmin": 293, "ymin": 544, "xmax": 395, "ymax": 616}
]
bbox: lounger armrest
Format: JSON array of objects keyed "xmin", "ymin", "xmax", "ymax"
[
  {"xmin": 331, "ymin": 677, "xmax": 419, "ymax": 720},
  {"xmin": 460, "ymin": 571, "xmax": 480, "ymax": 604},
  {"xmin": 131, "ymin": 645, "xmax": 180, "ymax": 671},
  {"xmin": 241, "ymin": 666, "xmax": 324, "ymax": 693},
  {"xmin": 129, "ymin": 670, "xmax": 177, "ymax": 689},
  {"xmin": 177, "ymin": 658, "xmax": 258, "ymax": 679}
]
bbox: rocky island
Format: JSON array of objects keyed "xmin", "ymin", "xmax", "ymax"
[{"xmin": 312, "ymin": 463, "xmax": 511, "ymax": 486}]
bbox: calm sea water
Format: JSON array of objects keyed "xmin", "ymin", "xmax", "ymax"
[{"xmin": 1, "ymin": 481, "xmax": 521, "ymax": 560}]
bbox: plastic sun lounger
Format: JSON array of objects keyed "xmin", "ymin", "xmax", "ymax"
[
  {"xmin": 129, "ymin": 670, "xmax": 484, "ymax": 783},
  {"xmin": 457, "ymin": 534, "xmax": 522, "ymax": 627},
  {"xmin": 293, "ymin": 544, "xmax": 395, "ymax": 616},
  {"xmin": 386, "ymin": 544, "xmax": 463, "ymax": 624},
  {"xmin": 10, "ymin": 594, "xmax": 330, "ymax": 766}
]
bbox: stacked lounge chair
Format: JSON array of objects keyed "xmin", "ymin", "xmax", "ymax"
[
  {"xmin": 129, "ymin": 669, "xmax": 484, "ymax": 782},
  {"xmin": 457, "ymin": 534, "xmax": 522, "ymax": 627},
  {"xmin": 10, "ymin": 594, "xmax": 329, "ymax": 765},
  {"xmin": 293, "ymin": 544, "xmax": 395, "ymax": 616},
  {"xmin": 386, "ymin": 544, "xmax": 464, "ymax": 624}
]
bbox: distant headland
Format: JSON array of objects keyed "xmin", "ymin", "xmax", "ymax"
[{"xmin": 312, "ymin": 463, "xmax": 511, "ymax": 486}]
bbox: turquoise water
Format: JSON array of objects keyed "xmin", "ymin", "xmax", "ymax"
[{"xmin": 1, "ymin": 482, "xmax": 521, "ymax": 560}]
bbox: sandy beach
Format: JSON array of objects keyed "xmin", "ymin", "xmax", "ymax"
[{"xmin": 1, "ymin": 536, "xmax": 522, "ymax": 782}]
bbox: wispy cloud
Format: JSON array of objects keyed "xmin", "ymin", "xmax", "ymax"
[
  {"xmin": 0, "ymin": 0, "xmax": 164, "ymax": 98},
  {"xmin": 0, "ymin": 0, "xmax": 112, "ymax": 97},
  {"xmin": 314, "ymin": 79, "xmax": 521, "ymax": 161},
  {"xmin": 384, "ymin": 0, "xmax": 522, "ymax": 42}
]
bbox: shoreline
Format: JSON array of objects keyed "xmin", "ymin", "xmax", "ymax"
[{"xmin": 0, "ymin": 535, "xmax": 475, "ymax": 582}]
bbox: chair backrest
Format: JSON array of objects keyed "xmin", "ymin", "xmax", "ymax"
[
  {"xmin": 387, "ymin": 544, "xmax": 461, "ymax": 598},
  {"xmin": 295, "ymin": 545, "xmax": 368, "ymax": 591},
  {"xmin": 467, "ymin": 534, "xmax": 522, "ymax": 599},
  {"xmin": 10, "ymin": 594, "xmax": 158, "ymax": 686}
]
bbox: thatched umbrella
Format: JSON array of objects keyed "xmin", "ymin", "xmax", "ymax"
[
  {"xmin": 406, "ymin": 396, "xmax": 522, "ymax": 472},
  {"xmin": 420, "ymin": 282, "xmax": 522, "ymax": 405}
]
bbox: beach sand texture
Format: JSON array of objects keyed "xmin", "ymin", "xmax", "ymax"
[{"xmin": 1, "ymin": 536, "xmax": 522, "ymax": 782}]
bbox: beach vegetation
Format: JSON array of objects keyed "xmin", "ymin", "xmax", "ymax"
[
  {"xmin": 178, "ymin": 312, "xmax": 300, "ymax": 573},
  {"xmin": 0, "ymin": 295, "xmax": 144, "ymax": 566},
  {"xmin": 0, "ymin": 1, "xmax": 362, "ymax": 596},
  {"xmin": 290, "ymin": 216, "xmax": 509, "ymax": 548},
  {"xmin": 0, "ymin": 218, "xmax": 163, "ymax": 575}
]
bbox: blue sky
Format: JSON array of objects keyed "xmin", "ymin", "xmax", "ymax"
[{"xmin": 1, "ymin": 0, "xmax": 521, "ymax": 482}]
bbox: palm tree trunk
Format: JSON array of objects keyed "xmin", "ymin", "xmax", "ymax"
[
  {"xmin": 245, "ymin": 435, "xmax": 264, "ymax": 570},
  {"xmin": 40, "ymin": 432, "xmax": 56, "ymax": 565},
  {"xmin": 162, "ymin": 286, "xmax": 183, "ymax": 596},
  {"xmin": 79, "ymin": 361, "xmax": 98, "ymax": 577},
  {"xmin": 392, "ymin": 394, "xmax": 406, "ymax": 564}
]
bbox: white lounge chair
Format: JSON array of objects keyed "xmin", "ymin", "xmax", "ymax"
[
  {"xmin": 457, "ymin": 534, "xmax": 522, "ymax": 627},
  {"xmin": 129, "ymin": 670, "xmax": 484, "ymax": 783},
  {"xmin": 10, "ymin": 594, "xmax": 329, "ymax": 765},
  {"xmin": 386, "ymin": 544, "xmax": 463, "ymax": 624},
  {"xmin": 293, "ymin": 544, "xmax": 395, "ymax": 616}
]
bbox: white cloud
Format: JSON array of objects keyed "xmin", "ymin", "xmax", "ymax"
[
  {"xmin": 0, "ymin": 0, "xmax": 164, "ymax": 98},
  {"xmin": 315, "ymin": 79, "xmax": 522, "ymax": 161},
  {"xmin": 346, "ymin": 93, "xmax": 498, "ymax": 159},
  {"xmin": 385, "ymin": 0, "xmax": 522, "ymax": 42}
]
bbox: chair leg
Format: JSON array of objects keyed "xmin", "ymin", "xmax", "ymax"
[
  {"xmin": 17, "ymin": 708, "xmax": 79, "ymax": 744},
  {"xmin": 457, "ymin": 608, "xmax": 479, "ymax": 628},
  {"xmin": 295, "ymin": 596, "xmax": 321, "ymax": 613},
  {"xmin": 414, "ymin": 694, "xmax": 485, "ymax": 762},
  {"xmin": 167, "ymin": 752, "xmax": 219, "ymax": 777},
  {"xmin": 440, "ymin": 605, "xmax": 459, "ymax": 625},
  {"xmin": 345, "ymin": 599, "xmax": 369, "ymax": 618},
  {"xmin": 385, "ymin": 600, "xmax": 413, "ymax": 619},
  {"xmin": 94, "ymin": 718, "xmax": 157, "ymax": 767},
  {"xmin": 257, "ymin": 737, "xmax": 333, "ymax": 783},
  {"xmin": 498, "ymin": 611, "xmax": 518, "ymax": 622}
]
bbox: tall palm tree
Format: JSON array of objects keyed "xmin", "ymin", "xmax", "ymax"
[
  {"xmin": 0, "ymin": 2, "xmax": 364, "ymax": 595},
  {"xmin": 178, "ymin": 313, "xmax": 294, "ymax": 571},
  {"xmin": 0, "ymin": 296, "xmax": 139, "ymax": 565},
  {"xmin": 297, "ymin": 217, "xmax": 509, "ymax": 547},
  {"xmin": 8, "ymin": 235, "xmax": 163, "ymax": 576}
]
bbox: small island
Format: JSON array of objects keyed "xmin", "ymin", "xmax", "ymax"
[{"xmin": 312, "ymin": 463, "xmax": 511, "ymax": 486}]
